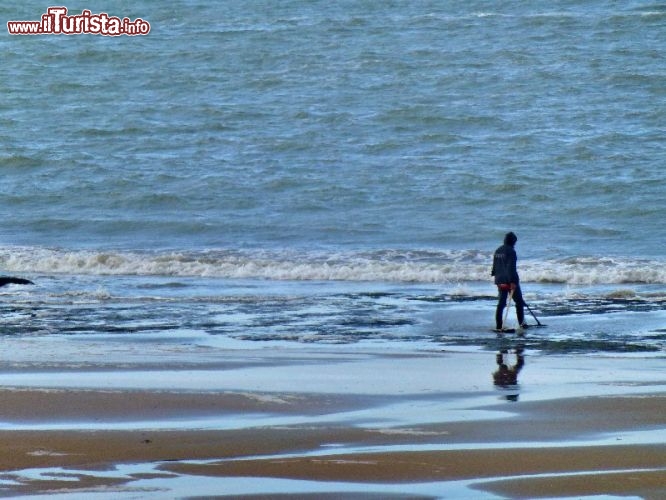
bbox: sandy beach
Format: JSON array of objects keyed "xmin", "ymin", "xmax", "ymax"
[
  {"xmin": 0, "ymin": 332, "xmax": 664, "ymax": 499},
  {"xmin": 4, "ymin": 0, "xmax": 666, "ymax": 497}
]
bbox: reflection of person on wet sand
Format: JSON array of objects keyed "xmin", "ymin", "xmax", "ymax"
[{"xmin": 493, "ymin": 348, "xmax": 524, "ymax": 387}]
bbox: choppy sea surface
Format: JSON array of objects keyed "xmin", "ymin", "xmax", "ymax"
[{"xmin": 2, "ymin": 1, "xmax": 666, "ymax": 354}]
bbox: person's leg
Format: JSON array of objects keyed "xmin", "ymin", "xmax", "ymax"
[
  {"xmin": 512, "ymin": 285, "xmax": 525, "ymax": 325},
  {"xmin": 495, "ymin": 288, "xmax": 508, "ymax": 329}
]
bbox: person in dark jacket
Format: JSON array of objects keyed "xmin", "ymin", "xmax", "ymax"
[{"xmin": 491, "ymin": 232, "xmax": 527, "ymax": 331}]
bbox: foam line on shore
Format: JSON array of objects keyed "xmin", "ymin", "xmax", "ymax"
[{"xmin": 2, "ymin": 245, "xmax": 666, "ymax": 285}]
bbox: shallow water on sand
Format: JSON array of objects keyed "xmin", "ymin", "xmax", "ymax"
[{"xmin": 2, "ymin": 275, "xmax": 666, "ymax": 356}]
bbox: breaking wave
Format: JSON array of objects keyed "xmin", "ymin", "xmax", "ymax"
[{"xmin": 0, "ymin": 246, "xmax": 665, "ymax": 286}]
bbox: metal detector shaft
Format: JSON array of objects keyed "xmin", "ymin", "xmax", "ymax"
[
  {"xmin": 502, "ymin": 290, "xmax": 514, "ymax": 330},
  {"xmin": 525, "ymin": 302, "xmax": 544, "ymax": 327}
]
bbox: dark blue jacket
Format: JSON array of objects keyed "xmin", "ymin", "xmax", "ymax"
[{"xmin": 491, "ymin": 244, "xmax": 519, "ymax": 285}]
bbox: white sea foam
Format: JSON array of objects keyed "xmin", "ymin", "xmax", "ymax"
[{"xmin": 0, "ymin": 246, "xmax": 665, "ymax": 286}]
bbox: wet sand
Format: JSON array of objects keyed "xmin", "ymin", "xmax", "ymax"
[{"xmin": 0, "ymin": 344, "xmax": 664, "ymax": 498}]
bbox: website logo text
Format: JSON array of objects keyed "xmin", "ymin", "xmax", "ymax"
[{"xmin": 8, "ymin": 7, "xmax": 150, "ymax": 36}]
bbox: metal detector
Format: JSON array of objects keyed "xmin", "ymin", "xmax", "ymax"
[{"xmin": 525, "ymin": 302, "xmax": 546, "ymax": 327}]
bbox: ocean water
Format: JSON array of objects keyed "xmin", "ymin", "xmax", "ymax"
[{"xmin": 2, "ymin": 1, "xmax": 666, "ymax": 352}]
